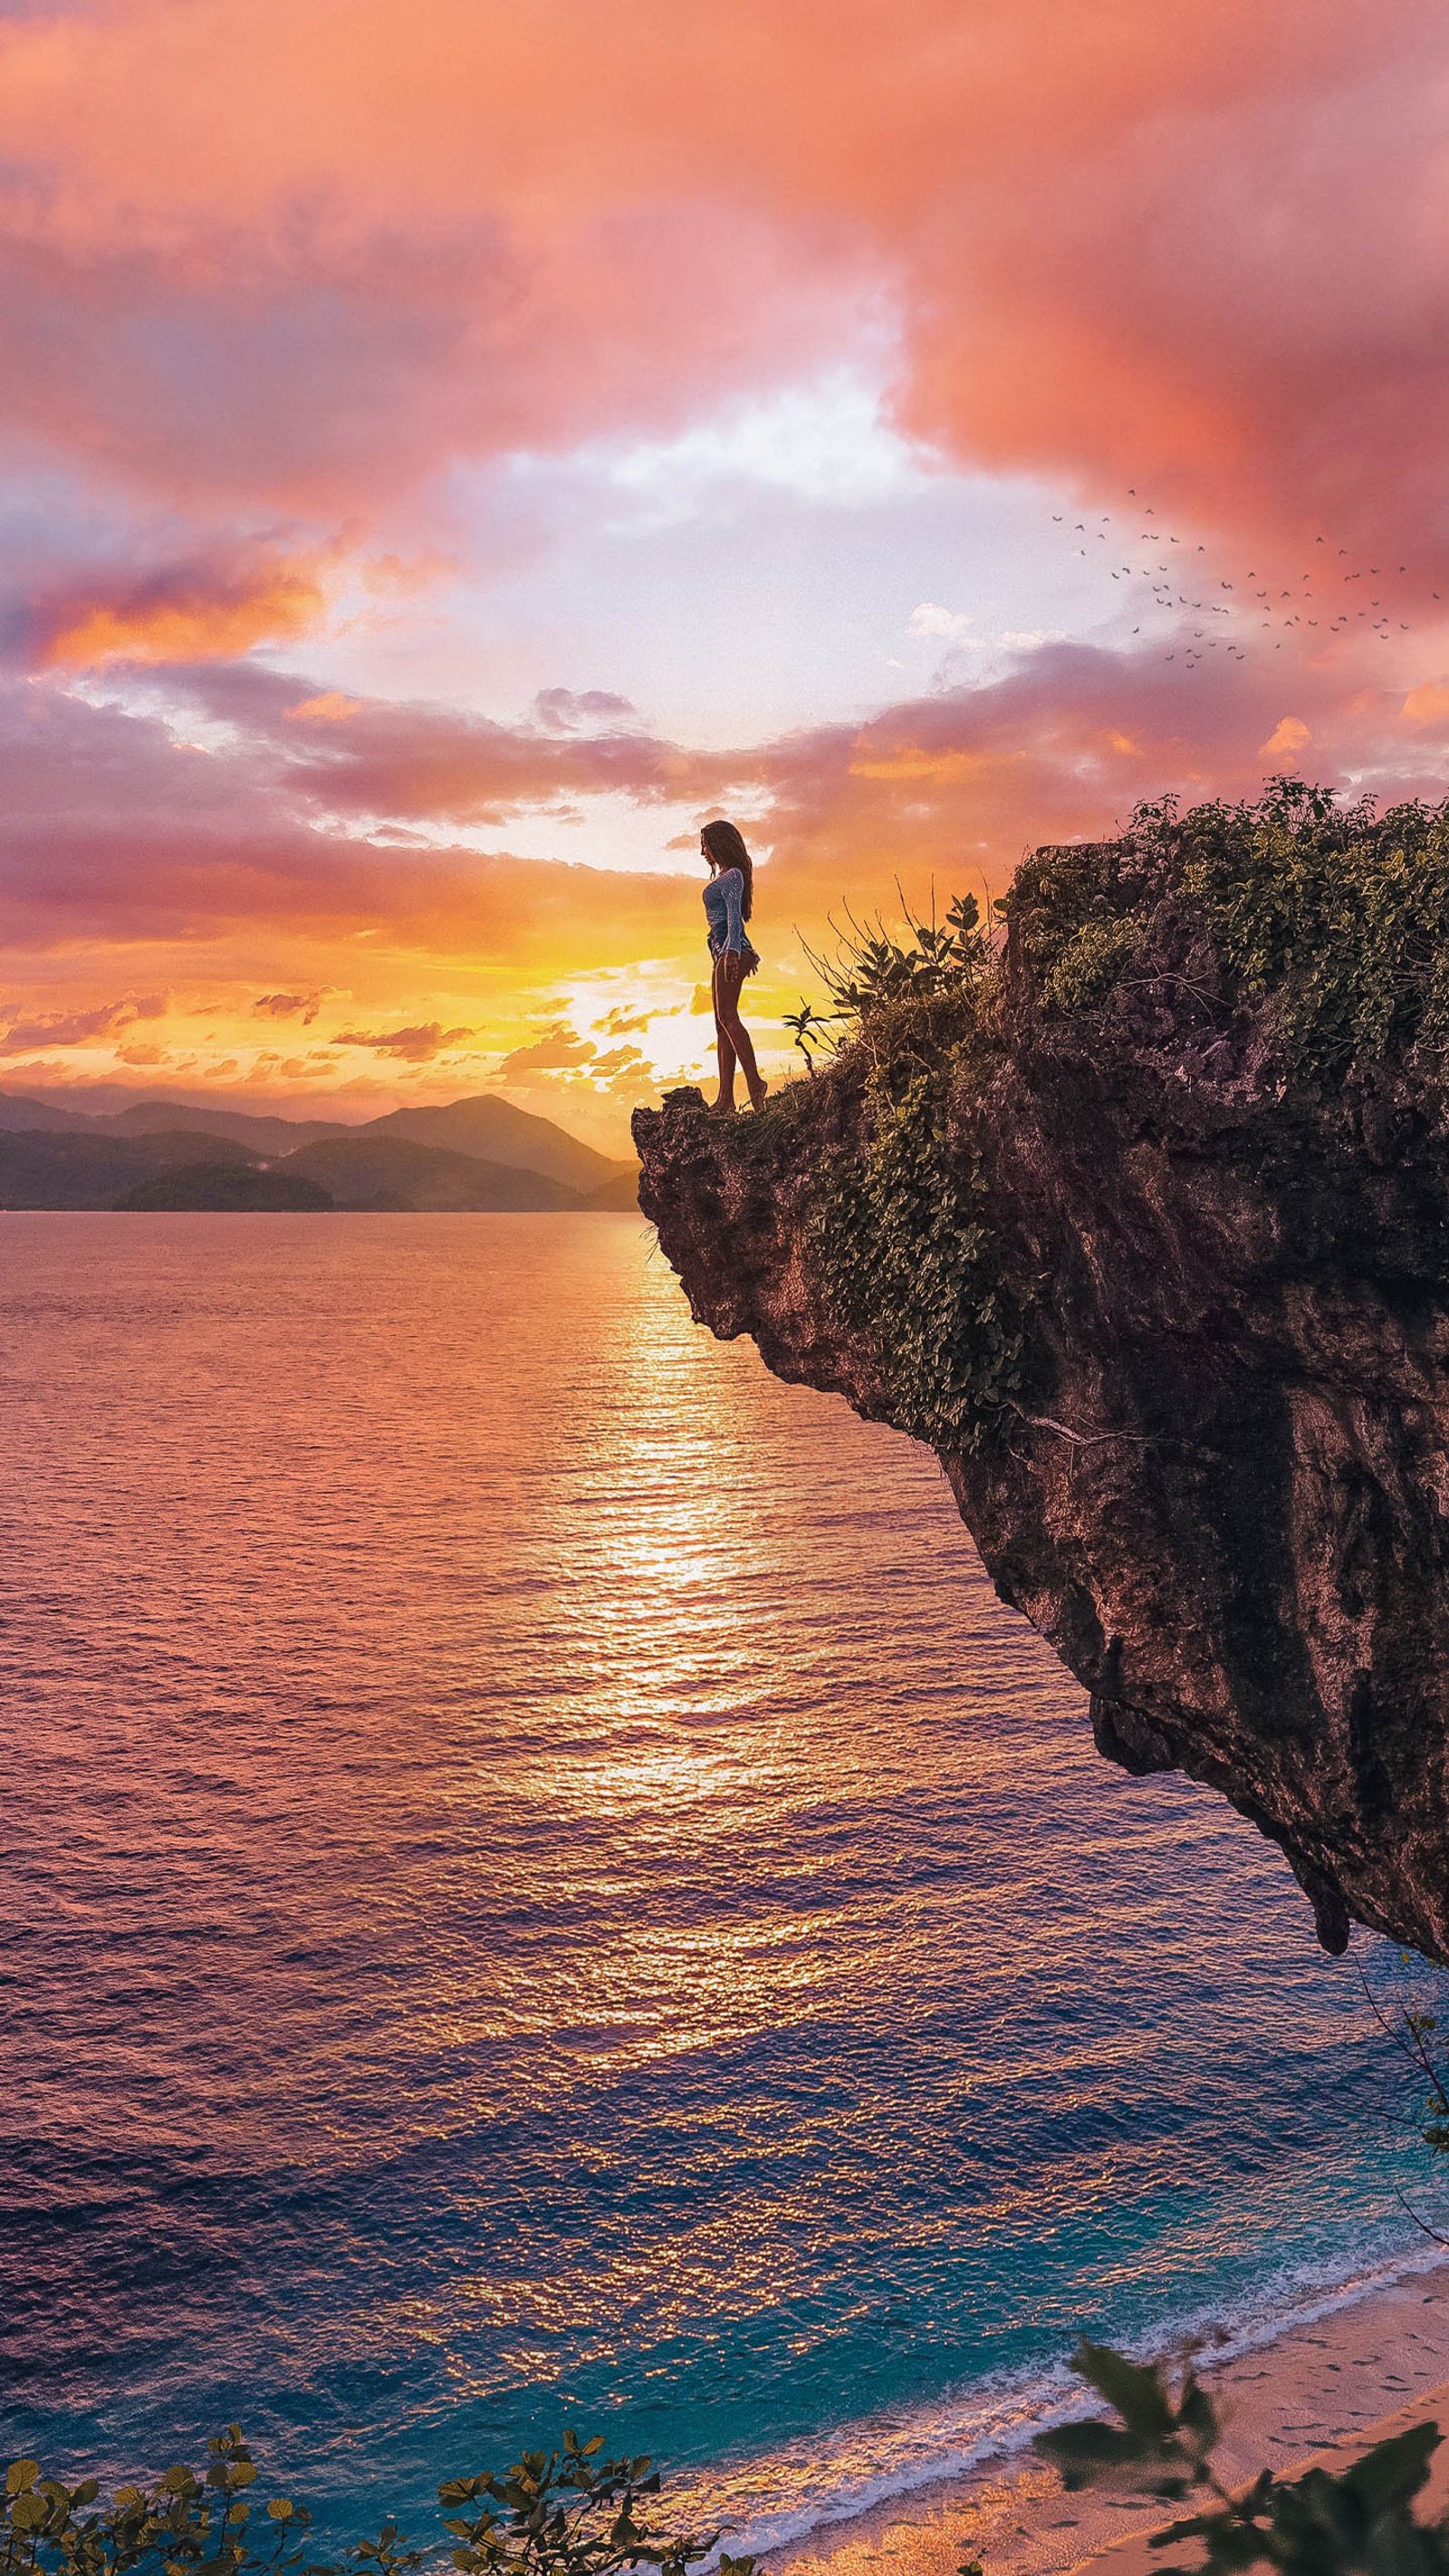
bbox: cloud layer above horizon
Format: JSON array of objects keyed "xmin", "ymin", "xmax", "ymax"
[{"xmin": 3, "ymin": 0, "xmax": 1449, "ymax": 1140}]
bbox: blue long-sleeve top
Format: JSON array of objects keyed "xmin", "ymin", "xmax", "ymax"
[{"xmin": 703, "ymin": 866, "xmax": 747, "ymax": 957}]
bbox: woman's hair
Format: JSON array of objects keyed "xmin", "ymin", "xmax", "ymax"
[{"xmin": 701, "ymin": 817, "xmax": 753, "ymax": 921}]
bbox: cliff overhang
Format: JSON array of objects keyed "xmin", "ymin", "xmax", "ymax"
[{"xmin": 634, "ymin": 787, "xmax": 1449, "ymax": 1961}]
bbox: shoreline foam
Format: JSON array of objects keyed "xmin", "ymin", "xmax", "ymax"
[
  {"xmin": 682, "ymin": 2235, "xmax": 1445, "ymax": 2563},
  {"xmin": 758, "ymin": 2262, "xmax": 1449, "ymax": 2576}
]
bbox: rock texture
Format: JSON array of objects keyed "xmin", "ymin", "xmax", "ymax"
[{"xmin": 633, "ymin": 853, "xmax": 1449, "ymax": 1961}]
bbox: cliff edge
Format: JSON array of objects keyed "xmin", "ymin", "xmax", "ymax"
[{"xmin": 634, "ymin": 785, "xmax": 1449, "ymax": 1960}]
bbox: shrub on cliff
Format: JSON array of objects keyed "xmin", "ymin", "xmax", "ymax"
[
  {"xmin": 1003, "ymin": 777, "xmax": 1449, "ymax": 1091},
  {"xmin": 719, "ymin": 777, "xmax": 1449, "ymax": 1466},
  {"xmin": 775, "ymin": 894, "xmax": 1022, "ymax": 1456},
  {"xmin": 1178, "ymin": 784, "xmax": 1449, "ymax": 1082},
  {"xmin": 763, "ymin": 879, "xmax": 1023, "ymax": 1453},
  {"xmin": 804, "ymin": 892, "xmax": 987, "ymax": 1020},
  {"xmin": 0, "ymin": 2431, "xmax": 755, "ymax": 2576}
]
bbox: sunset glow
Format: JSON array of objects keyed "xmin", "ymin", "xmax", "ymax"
[{"xmin": 5, "ymin": 0, "xmax": 1449, "ymax": 1144}]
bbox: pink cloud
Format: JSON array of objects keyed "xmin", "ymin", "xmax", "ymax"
[
  {"xmin": 0, "ymin": 0, "xmax": 1438, "ymax": 604},
  {"xmin": 533, "ymin": 687, "xmax": 638, "ymax": 733},
  {"xmin": 3, "ymin": 635, "xmax": 1448, "ymax": 994}
]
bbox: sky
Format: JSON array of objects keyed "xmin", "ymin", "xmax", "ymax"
[{"xmin": 3, "ymin": 0, "xmax": 1449, "ymax": 1148}]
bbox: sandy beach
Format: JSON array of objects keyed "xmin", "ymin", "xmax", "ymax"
[{"xmin": 777, "ymin": 2268, "xmax": 1449, "ymax": 2576}]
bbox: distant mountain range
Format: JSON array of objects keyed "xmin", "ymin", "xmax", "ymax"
[{"xmin": 0, "ymin": 1091, "xmax": 641, "ymax": 1213}]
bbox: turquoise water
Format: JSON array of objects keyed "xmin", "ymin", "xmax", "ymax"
[{"xmin": 0, "ymin": 1213, "xmax": 1438, "ymax": 2547}]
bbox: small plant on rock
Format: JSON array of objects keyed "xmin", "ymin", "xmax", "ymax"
[
  {"xmin": 802, "ymin": 890, "xmax": 987, "ymax": 1024},
  {"xmin": 781, "ymin": 1001, "xmax": 837, "ymax": 1075}
]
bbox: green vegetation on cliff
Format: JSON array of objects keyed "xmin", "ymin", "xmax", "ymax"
[
  {"xmin": 777, "ymin": 779, "xmax": 1449, "ymax": 1460},
  {"xmin": 777, "ymin": 893, "xmax": 1014, "ymax": 1456},
  {"xmin": 809, "ymin": 1032, "xmax": 1024, "ymax": 1455},
  {"xmin": 1006, "ymin": 775, "xmax": 1449, "ymax": 1086}
]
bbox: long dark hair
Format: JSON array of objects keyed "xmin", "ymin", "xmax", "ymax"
[{"xmin": 701, "ymin": 817, "xmax": 753, "ymax": 922}]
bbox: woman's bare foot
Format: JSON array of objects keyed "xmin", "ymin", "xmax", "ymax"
[
  {"xmin": 710, "ymin": 1095, "xmax": 738, "ymax": 1114},
  {"xmin": 748, "ymin": 1078, "xmax": 769, "ymax": 1111}
]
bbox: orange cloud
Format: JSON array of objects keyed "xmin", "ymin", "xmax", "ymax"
[
  {"xmin": 286, "ymin": 692, "xmax": 362, "ymax": 723},
  {"xmin": 848, "ymin": 746, "xmax": 1007, "ymax": 784},
  {"xmin": 1260, "ymin": 716, "xmax": 1311, "ymax": 757},
  {"xmin": 1401, "ymin": 682, "xmax": 1449, "ymax": 728},
  {"xmin": 253, "ymin": 990, "xmax": 325, "ymax": 1021},
  {"xmin": 35, "ymin": 556, "xmax": 330, "ymax": 668},
  {"xmin": 0, "ymin": 994, "xmax": 166, "ymax": 1051},
  {"xmin": 495, "ymin": 1024, "xmax": 597, "ymax": 1076},
  {"xmin": 331, "ymin": 1022, "xmax": 475, "ymax": 1059}
]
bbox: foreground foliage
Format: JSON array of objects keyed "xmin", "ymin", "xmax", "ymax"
[
  {"xmin": 0, "ymin": 2432, "xmax": 755, "ymax": 2576},
  {"xmin": 1035, "ymin": 2340, "xmax": 1449, "ymax": 2572},
  {"xmin": 9, "ymin": 2352, "xmax": 1449, "ymax": 2576}
]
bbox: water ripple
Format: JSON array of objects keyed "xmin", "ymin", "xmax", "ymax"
[{"xmin": 0, "ymin": 1214, "xmax": 1428, "ymax": 2543}]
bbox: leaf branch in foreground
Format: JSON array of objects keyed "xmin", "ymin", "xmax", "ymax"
[
  {"xmin": 2, "ymin": 2431, "xmax": 756, "ymax": 2576},
  {"xmin": 437, "ymin": 2435, "xmax": 757, "ymax": 2576},
  {"xmin": 1034, "ymin": 2341, "xmax": 1449, "ymax": 2571}
]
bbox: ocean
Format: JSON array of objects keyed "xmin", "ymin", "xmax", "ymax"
[{"xmin": 0, "ymin": 1213, "xmax": 1440, "ymax": 2552}]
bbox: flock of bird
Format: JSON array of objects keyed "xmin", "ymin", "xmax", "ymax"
[{"xmin": 1049, "ymin": 494, "xmax": 1441, "ymax": 668}]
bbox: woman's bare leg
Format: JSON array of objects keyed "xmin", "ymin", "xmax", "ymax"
[
  {"xmin": 713, "ymin": 956, "xmax": 738, "ymax": 1109},
  {"xmin": 714, "ymin": 1017, "xmax": 738, "ymax": 1110},
  {"xmin": 715, "ymin": 954, "xmax": 767, "ymax": 1109}
]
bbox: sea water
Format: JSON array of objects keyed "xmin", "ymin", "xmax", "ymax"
[{"xmin": 0, "ymin": 1214, "xmax": 1439, "ymax": 2549}]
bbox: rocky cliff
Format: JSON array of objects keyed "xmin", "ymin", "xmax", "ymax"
[{"xmin": 634, "ymin": 787, "xmax": 1449, "ymax": 1960}]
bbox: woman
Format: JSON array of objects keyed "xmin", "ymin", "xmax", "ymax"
[{"xmin": 700, "ymin": 817, "xmax": 768, "ymax": 1114}]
